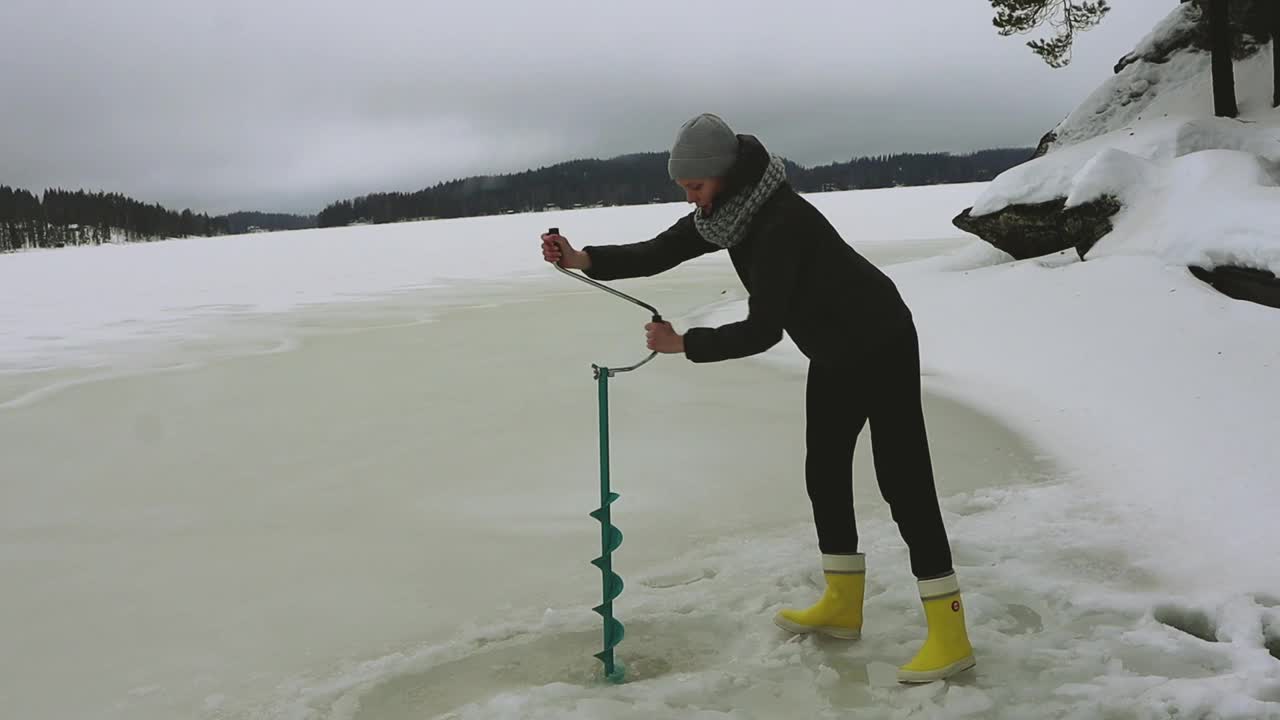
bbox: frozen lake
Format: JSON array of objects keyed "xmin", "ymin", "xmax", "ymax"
[{"xmin": 0, "ymin": 218, "xmax": 1051, "ymax": 719}]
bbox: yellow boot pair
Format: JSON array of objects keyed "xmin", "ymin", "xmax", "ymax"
[{"xmin": 773, "ymin": 556, "xmax": 976, "ymax": 683}]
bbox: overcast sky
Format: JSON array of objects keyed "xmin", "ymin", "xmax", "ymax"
[{"xmin": 0, "ymin": 0, "xmax": 1175, "ymax": 215}]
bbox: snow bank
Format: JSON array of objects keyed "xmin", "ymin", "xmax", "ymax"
[
  {"xmin": 1088, "ymin": 148, "xmax": 1280, "ymax": 274},
  {"xmin": 967, "ymin": 33, "xmax": 1280, "ymax": 274},
  {"xmin": 972, "ymin": 106, "xmax": 1280, "ymax": 217},
  {"xmin": 981, "ymin": 130, "xmax": 1280, "ymax": 274},
  {"xmin": 972, "ymin": 0, "xmax": 1278, "ymax": 226},
  {"xmin": 1047, "ymin": 3, "xmax": 1275, "ymax": 153},
  {"xmin": 1050, "ymin": 3, "xmax": 1207, "ymax": 150},
  {"xmin": 1063, "ymin": 147, "xmax": 1160, "ymax": 208}
]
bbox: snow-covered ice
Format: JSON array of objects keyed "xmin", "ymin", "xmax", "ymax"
[
  {"xmin": 0, "ymin": 182, "xmax": 981, "ymax": 375},
  {"xmin": 2, "ymin": 176, "xmax": 1279, "ymax": 720},
  {"xmin": 6, "ymin": 4, "xmax": 1280, "ymax": 717}
]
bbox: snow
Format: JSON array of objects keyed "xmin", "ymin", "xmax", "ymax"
[
  {"xmin": 1063, "ymin": 147, "xmax": 1159, "ymax": 208},
  {"xmin": 1049, "ymin": 3, "xmax": 1206, "ymax": 151},
  {"xmin": 3, "ymin": 174, "xmax": 1280, "ymax": 718},
  {"xmin": 1046, "ymin": 3, "xmax": 1276, "ymax": 154},
  {"xmin": 893, "ymin": 250, "xmax": 1280, "ymax": 597},
  {"xmin": 966, "ymin": 6, "xmax": 1280, "ymax": 275},
  {"xmin": 971, "ymin": 107, "xmax": 1280, "ymax": 218},
  {"xmin": 0, "ymin": 183, "xmax": 981, "ymax": 374},
  {"xmin": 972, "ymin": 2, "xmax": 1279, "ymax": 219},
  {"xmin": 1086, "ymin": 149, "xmax": 1280, "ymax": 274}
]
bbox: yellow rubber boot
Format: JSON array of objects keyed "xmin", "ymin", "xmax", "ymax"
[
  {"xmin": 898, "ymin": 573, "xmax": 977, "ymax": 683},
  {"xmin": 773, "ymin": 553, "xmax": 865, "ymax": 640}
]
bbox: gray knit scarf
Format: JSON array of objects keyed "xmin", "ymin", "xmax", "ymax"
[{"xmin": 694, "ymin": 155, "xmax": 788, "ymax": 249}]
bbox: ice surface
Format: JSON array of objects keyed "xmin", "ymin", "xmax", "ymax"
[
  {"xmin": 0, "ymin": 183, "xmax": 983, "ymax": 374},
  {"xmin": 3, "ymin": 177, "xmax": 1279, "ymax": 719}
]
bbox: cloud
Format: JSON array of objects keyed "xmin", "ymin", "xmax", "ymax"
[{"xmin": 0, "ymin": 0, "xmax": 1174, "ymax": 214}]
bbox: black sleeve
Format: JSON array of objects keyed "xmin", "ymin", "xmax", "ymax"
[
  {"xmin": 582, "ymin": 213, "xmax": 718, "ymax": 281},
  {"xmin": 682, "ymin": 215, "xmax": 798, "ymax": 363}
]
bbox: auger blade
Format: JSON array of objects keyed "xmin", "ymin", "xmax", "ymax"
[
  {"xmin": 595, "ymin": 617, "xmax": 625, "ymax": 649},
  {"xmin": 603, "ymin": 525, "xmax": 622, "ymax": 553},
  {"xmin": 589, "ymin": 570, "xmax": 624, "ymax": 603}
]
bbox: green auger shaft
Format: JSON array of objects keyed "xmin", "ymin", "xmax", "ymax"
[
  {"xmin": 589, "ymin": 365, "xmax": 626, "ymax": 683},
  {"xmin": 547, "ymin": 226, "xmax": 660, "ymax": 685}
]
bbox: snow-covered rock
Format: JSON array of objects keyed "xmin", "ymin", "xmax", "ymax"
[
  {"xmin": 952, "ymin": 195, "xmax": 1119, "ymax": 260},
  {"xmin": 954, "ymin": 1, "xmax": 1280, "ymax": 303}
]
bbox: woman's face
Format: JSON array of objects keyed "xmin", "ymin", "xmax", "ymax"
[{"xmin": 676, "ymin": 177, "xmax": 725, "ymax": 214}]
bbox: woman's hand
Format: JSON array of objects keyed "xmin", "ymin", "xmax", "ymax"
[
  {"xmin": 645, "ymin": 321, "xmax": 684, "ymax": 354},
  {"xmin": 541, "ymin": 231, "xmax": 592, "ymax": 270}
]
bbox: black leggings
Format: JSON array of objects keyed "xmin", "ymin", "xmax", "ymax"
[{"xmin": 805, "ymin": 324, "xmax": 953, "ymax": 579}]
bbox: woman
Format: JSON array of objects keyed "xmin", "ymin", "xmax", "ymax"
[{"xmin": 540, "ymin": 113, "xmax": 975, "ymax": 683}]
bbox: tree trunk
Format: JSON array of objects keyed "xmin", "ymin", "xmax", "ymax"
[
  {"xmin": 1272, "ymin": 0, "xmax": 1279, "ymax": 107},
  {"xmin": 1210, "ymin": 0, "xmax": 1239, "ymax": 117}
]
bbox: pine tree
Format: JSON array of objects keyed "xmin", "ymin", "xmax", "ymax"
[{"xmin": 990, "ymin": 0, "xmax": 1111, "ymax": 68}]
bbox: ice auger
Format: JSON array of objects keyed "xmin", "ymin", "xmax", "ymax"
[{"xmin": 549, "ymin": 227, "xmax": 663, "ymax": 684}]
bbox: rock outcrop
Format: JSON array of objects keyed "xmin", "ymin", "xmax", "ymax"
[
  {"xmin": 1188, "ymin": 265, "xmax": 1280, "ymax": 309},
  {"xmin": 951, "ymin": 197, "xmax": 1121, "ymax": 260}
]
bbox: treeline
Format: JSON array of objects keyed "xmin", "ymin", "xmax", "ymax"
[
  {"xmin": 0, "ymin": 187, "xmax": 316, "ymax": 253},
  {"xmin": 318, "ymin": 147, "xmax": 1033, "ymax": 228},
  {"xmin": 0, "ymin": 186, "xmax": 229, "ymax": 252},
  {"xmin": 318, "ymin": 153, "xmax": 682, "ymax": 227},
  {"xmin": 800, "ymin": 148, "xmax": 1031, "ymax": 191},
  {"xmin": 222, "ymin": 211, "xmax": 317, "ymax": 235},
  {"xmin": 2, "ymin": 146, "xmax": 1032, "ymax": 252}
]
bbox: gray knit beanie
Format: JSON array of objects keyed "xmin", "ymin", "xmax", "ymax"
[{"xmin": 667, "ymin": 113, "xmax": 739, "ymax": 180}]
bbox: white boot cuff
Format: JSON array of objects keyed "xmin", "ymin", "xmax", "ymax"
[
  {"xmin": 918, "ymin": 573, "xmax": 960, "ymax": 600},
  {"xmin": 821, "ymin": 553, "xmax": 866, "ymax": 574}
]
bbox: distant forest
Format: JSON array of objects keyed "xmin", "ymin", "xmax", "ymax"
[
  {"xmin": 221, "ymin": 211, "xmax": 317, "ymax": 235},
  {"xmin": 0, "ymin": 186, "xmax": 227, "ymax": 252},
  {"xmin": 317, "ymin": 148, "xmax": 1032, "ymax": 227},
  {"xmin": 0, "ymin": 188, "xmax": 318, "ymax": 253},
  {"xmin": 2, "ymin": 146, "xmax": 1031, "ymax": 253}
]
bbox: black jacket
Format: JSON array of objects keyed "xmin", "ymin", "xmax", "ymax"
[{"xmin": 583, "ymin": 135, "xmax": 913, "ymax": 365}]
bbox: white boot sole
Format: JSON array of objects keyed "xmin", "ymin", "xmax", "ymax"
[
  {"xmin": 772, "ymin": 613, "xmax": 862, "ymax": 640},
  {"xmin": 896, "ymin": 654, "xmax": 976, "ymax": 684}
]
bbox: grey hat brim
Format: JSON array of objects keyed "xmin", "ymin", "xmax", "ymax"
[{"xmin": 669, "ymin": 153, "xmax": 737, "ymax": 181}]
